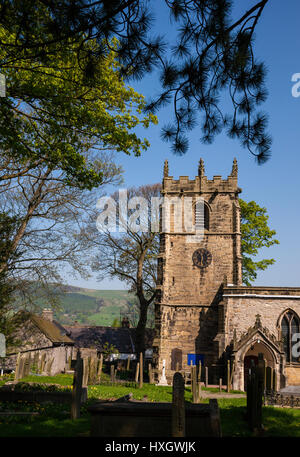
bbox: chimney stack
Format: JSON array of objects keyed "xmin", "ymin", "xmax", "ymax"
[{"xmin": 42, "ymin": 308, "xmax": 53, "ymax": 322}]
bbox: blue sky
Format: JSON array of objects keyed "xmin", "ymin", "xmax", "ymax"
[{"xmin": 69, "ymin": 0, "xmax": 300, "ymax": 290}]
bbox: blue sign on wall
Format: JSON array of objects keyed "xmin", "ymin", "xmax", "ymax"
[{"xmin": 187, "ymin": 354, "xmax": 204, "ymax": 366}]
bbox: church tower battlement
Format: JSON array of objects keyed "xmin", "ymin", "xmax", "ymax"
[{"xmin": 162, "ymin": 157, "xmax": 239, "ymax": 194}]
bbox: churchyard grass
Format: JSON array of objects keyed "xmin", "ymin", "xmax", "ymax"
[{"xmin": 0, "ymin": 374, "xmax": 299, "ymax": 437}]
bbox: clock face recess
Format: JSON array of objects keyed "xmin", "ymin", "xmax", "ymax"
[{"xmin": 192, "ymin": 248, "xmax": 212, "ymax": 268}]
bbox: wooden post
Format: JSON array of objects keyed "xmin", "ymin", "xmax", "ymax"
[
  {"xmin": 83, "ymin": 358, "xmax": 89, "ymax": 387},
  {"xmin": 139, "ymin": 352, "xmax": 143, "ymax": 388},
  {"xmin": 126, "ymin": 355, "xmax": 131, "ymax": 371},
  {"xmin": 90, "ymin": 357, "xmax": 96, "ymax": 384},
  {"xmin": 71, "ymin": 350, "xmax": 83, "ymax": 420},
  {"xmin": 192, "ymin": 366, "xmax": 198, "ymax": 403},
  {"xmin": 205, "ymin": 366, "xmax": 208, "ymax": 387},
  {"xmin": 172, "ymin": 372, "xmax": 185, "ymax": 437},
  {"xmin": 24, "ymin": 355, "xmax": 30, "ymax": 377},
  {"xmin": 270, "ymin": 367, "xmax": 274, "ymax": 391},
  {"xmin": 40, "ymin": 353, "xmax": 46, "ymax": 374},
  {"xmin": 273, "ymin": 370, "xmax": 277, "ymax": 392},
  {"xmin": 148, "ymin": 363, "xmax": 153, "ymax": 384},
  {"xmin": 18, "ymin": 356, "xmax": 25, "ymax": 380},
  {"xmin": 14, "ymin": 352, "xmax": 21, "ymax": 381},
  {"xmin": 97, "ymin": 354, "xmax": 103, "ymax": 383},
  {"xmin": 227, "ymin": 360, "xmax": 231, "ymax": 392},
  {"xmin": 175, "ymin": 362, "xmax": 179, "ymax": 372},
  {"xmin": 198, "ymin": 362, "xmax": 202, "ymax": 383},
  {"xmin": 110, "ymin": 365, "xmax": 115, "ymax": 384},
  {"xmin": 33, "ymin": 352, "xmax": 39, "ymax": 373},
  {"xmin": 135, "ymin": 362, "xmax": 140, "ymax": 383},
  {"xmin": 219, "ymin": 378, "xmax": 222, "ymax": 392},
  {"xmin": 230, "ymin": 361, "xmax": 235, "ymax": 390},
  {"xmin": 47, "ymin": 357, "xmax": 54, "ymax": 376}
]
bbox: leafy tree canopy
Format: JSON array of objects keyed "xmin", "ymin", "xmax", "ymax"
[
  {"xmin": 0, "ymin": 17, "xmax": 157, "ymax": 189},
  {"xmin": 240, "ymin": 198, "xmax": 279, "ymax": 286},
  {"xmin": 0, "ymin": 0, "xmax": 271, "ymax": 162}
]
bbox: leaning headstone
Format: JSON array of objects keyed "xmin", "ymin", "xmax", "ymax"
[
  {"xmin": 172, "ymin": 372, "xmax": 185, "ymax": 437},
  {"xmin": 71, "ymin": 351, "xmax": 83, "ymax": 420}
]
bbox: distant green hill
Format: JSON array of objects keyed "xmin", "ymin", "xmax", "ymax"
[{"xmin": 27, "ymin": 286, "xmax": 139, "ymax": 327}]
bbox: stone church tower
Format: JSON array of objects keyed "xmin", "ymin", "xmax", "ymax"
[
  {"xmin": 153, "ymin": 158, "xmax": 243, "ymax": 383},
  {"xmin": 153, "ymin": 159, "xmax": 300, "ymax": 389}
]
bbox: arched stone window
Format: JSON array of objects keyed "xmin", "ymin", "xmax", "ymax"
[
  {"xmin": 280, "ymin": 310, "xmax": 300, "ymax": 363},
  {"xmin": 194, "ymin": 201, "xmax": 210, "ymax": 231}
]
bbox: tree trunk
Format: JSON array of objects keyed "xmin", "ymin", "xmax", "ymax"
[{"xmin": 135, "ymin": 298, "xmax": 148, "ymax": 356}]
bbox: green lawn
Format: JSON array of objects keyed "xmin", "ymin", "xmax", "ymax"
[{"xmin": 0, "ymin": 374, "xmax": 299, "ymax": 437}]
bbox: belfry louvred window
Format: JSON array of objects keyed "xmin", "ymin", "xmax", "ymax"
[
  {"xmin": 281, "ymin": 311, "xmax": 300, "ymax": 363},
  {"xmin": 194, "ymin": 201, "xmax": 209, "ymax": 231}
]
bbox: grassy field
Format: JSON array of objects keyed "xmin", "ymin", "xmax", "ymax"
[
  {"xmin": 19, "ymin": 287, "xmax": 138, "ymax": 326},
  {"xmin": 0, "ymin": 374, "xmax": 299, "ymax": 437}
]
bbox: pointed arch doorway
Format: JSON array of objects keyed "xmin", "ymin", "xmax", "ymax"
[{"xmin": 243, "ymin": 341, "xmax": 275, "ymax": 390}]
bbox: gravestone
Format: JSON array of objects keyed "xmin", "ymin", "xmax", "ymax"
[
  {"xmin": 83, "ymin": 358, "xmax": 89, "ymax": 387},
  {"xmin": 172, "ymin": 372, "xmax": 185, "ymax": 437},
  {"xmin": 246, "ymin": 353, "xmax": 264, "ymax": 432},
  {"xmin": 71, "ymin": 351, "xmax": 83, "ymax": 420}
]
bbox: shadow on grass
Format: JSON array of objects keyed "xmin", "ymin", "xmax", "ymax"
[
  {"xmin": 0, "ymin": 416, "xmax": 90, "ymax": 437},
  {"xmin": 221, "ymin": 404, "xmax": 300, "ymax": 437},
  {"xmin": 262, "ymin": 406, "xmax": 300, "ymax": 437}
]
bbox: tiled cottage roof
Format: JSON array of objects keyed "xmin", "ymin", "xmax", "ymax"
[
  {"xmin": 65, "ymin": 326, "xmax": 155, "ymax": 353},
  {"xmin": 30, "ymin": 314, "xmax": 74, "ymax": 345}
]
